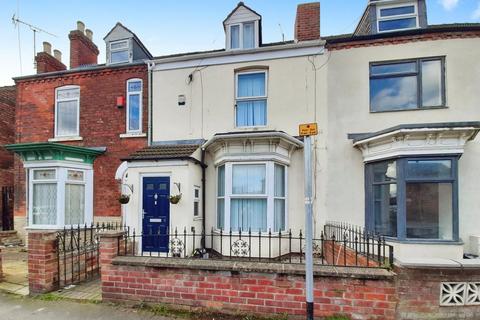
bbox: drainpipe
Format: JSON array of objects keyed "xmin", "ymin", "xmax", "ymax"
[
  {"xmin": 201, "ymin": 148, "xmax": 206, "ymax": 249},
  {"xmin": 145, "ymin": 60, "xmax": 155, "ymax": 146}
]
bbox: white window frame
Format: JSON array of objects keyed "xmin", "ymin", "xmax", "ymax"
[
  {"xmin": 193, "ymin": 186, "xmax": 201, "ymax": 218},
  {"xmin": 234, "ymin": 70, "xmax": 268, "ymax": 128},
  {"xmin": 216, "ymin": 161, "xmax": 287, "ymax": 233},
  {"xmin": 109, "ymin": 39, "xmax": 131, "ymax": 64},
  {"xmin": 227, "ymin": 21, "xmax": 258, "ymax": 51},
  {"xmin": 55, "ymin": 85, "xmax": 80, "ymax": 138},
  {"xmin": 126, "ymin": 78, "xmax": 143, "ymax": 134},
  {"xmin": 27, "ymin": 162, "xmax": 94, "ymax": 229},
  {"xmin": 376, "ymin": 2, "xmax": 419, "ymax": 33}
]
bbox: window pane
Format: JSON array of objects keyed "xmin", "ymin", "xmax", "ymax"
[
  {"xmin": 230, "ymin": 25, "xmax": 240, "ymax": 49},
  {"xmin": 238, "ymin": 73, "xmax": 265, "ymax": 97},
  {"xmin": 217, "ymin": 165, "xmax": 225, "ymax": 196},
  {"xmin": 371, "ymin": 62, "xmax": 416, "ymax": 76},
  {"xmin": 217, "ymin": 199, "xmax": 225, "ymax": 229},
  {"xmin": 243, "ymin": 22, "xmax": 255, "ymax": 49},
  {"xmin": 274, "ymin": 199, "xmax": 285, "ymax": 232},
  {"xmin": 370, "ymin": 76, "xmax": 418, "ymax": 111},
  {"xmin": 32, "ymin": 183, "xmax": 57, "ymax": 225},
  {"xmin": 194, "ymin": 188, "xmax": 200, "ymax": 199},
  {"xmin": 128, "ymin": 94, "xmax": 141, "ymax": 131},
  {"xmin": 34, "ymin": 169, "xmax": 56, "ymax": 180},
  {"xmin": 111, "ymin": 41, "xmax": 128, "ymax": 50},
  {"xmin": 407, "ymin": 160, "xmax": 452, "ymax": 179},
  {"xmin": 231, "ymin": 199, "xmax": 267, "ymax": 232},
  {"xmin": 372, "ymin": 160, "xmax": 397, "ymax": 183},
  {"xmin": 406, "ymin": 183, "xmax": 453, "ymax": 240},
  {"xmin": 274, "ymin": 164, "xmax": 285, "ymax": 197},
  {"xmin": 232, "ymin": 164, "xmax": 266, "ymax": 194},
  {"xmin": 379, "ymin": 17, "xmax": 417, "ymax": 32},
  {"xmin": 421, "ymin": 60, "xmax": 443, "ymax": 106},
  {"xmin": 67, "ymin": 170, "xmax": 84, "ymax": 181},
  {"xmin": 194, "ymin": 201, "xmax": 199, "ymax": 216},
  {"xmin": 111, "ymin": 50, "xmax": 129, "ymax": 63},
  {"xmin": 57, "ymin": 88, "xmax": 79, "ymax": 100},
  {"xmin": 65, "ymin": 184, "xmax": 85, "ymax": 225},
  {"xmin": 380, "ymin": 5, "xmax": 415, "ymax": 17},
  {"xmin": 236, "ymin": 100, "xmax": 267, "ymax": 127},
  {"xmin": 128, "ymin": 81, "xmax": 142, "ymax": 92},
  {"xmin": 57, "ymin": 100, "xmax": 78, "ymax": 136},
  {"xmin": 373, "ymin": 184, "xmax": 397, "ymax": 237}
]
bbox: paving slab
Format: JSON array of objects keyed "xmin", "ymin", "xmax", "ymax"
[{"xmin": 0, "ymin": 246, "xmax": 28, "ymax": 296}]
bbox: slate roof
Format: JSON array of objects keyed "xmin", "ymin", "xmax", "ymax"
[
  {"xmin": 0, "ymin": 86, "xmax": 16, "ymax": 106},
  {"xmin": 123, "ymin": 144, "xmax": 201, "ymax": 162}
]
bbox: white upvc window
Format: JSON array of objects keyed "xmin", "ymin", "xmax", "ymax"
[
  {"xmin": 55, "ymin": 86, "xmax": 80, "ymax": 138},
  {"xmin": 126, "ymin": 78, "xmax": 143, "ymax": 134},
  {"xmin": 377, "ymin": 2, "xmax": 419, "ymax": 33},
  {"xmin": 235, "ymin": 70, "xmax": 268, "ymax": 128},
  {"xmin": 193, "ymin": 186, "xmax": 201, "ymax": 217},
  {"xmin": 228, "ymin": 21, "xmax": 257, "ymax": 50},
  {"xmin": 216, "ymin": 162, "xmax": 287, "ymax": 232},
  {"xmin": 28, "ymin": 165, "xmax": 93, "ymax": 229},
  {"xmin": 110, "ymin": 39, "xmax": 130, "ymax": 64}
]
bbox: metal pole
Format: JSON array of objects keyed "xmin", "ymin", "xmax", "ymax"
[{"xmin": 304, "ymin": 135, "xmax": 314, "ymax": 320}]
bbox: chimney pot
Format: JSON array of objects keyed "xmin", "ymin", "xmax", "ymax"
[
  {"xmin": 43, "ymin": 41, "xmax": 52, "ymax": 54},
  {"xmin": 53, "ymin": 49, "xmax": 62, "ymax": 62},
  {"xmin": 85, "ymin": 29, "xmax": 93, "ymax": 41},
  {"xmin": 77, "ymin": 21, "xmax": 85, "ymax": 33}
]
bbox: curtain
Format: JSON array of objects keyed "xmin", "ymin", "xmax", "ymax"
[
  {"xmin": 230, "ymin": 25, "xmax": 240, "ymax": 49},
  {"xmin": 243, "ymin": 22, "xmax": 255, "ymax": 49},
  {"xmin": 128, "ymin": 94, "xmax": 140, "ymax": 131},
  {"xmin": 232, "ymin": 164, "xmax": 266, "ymax": 194},
  {"xmin": 274, "ymin": 164, "xmax": 285, "ymax": 231},
  {"xmin": 274, "ymin": 199, "xmax": 285, "ymax": 232},
  {"xmin": 57, "ymin": 100, "xmax": 78, "ymax": 136},
  {"xmin": 65, "ymin": 184, "xmax": 85, "ymax": 225},
  {"xmin": 236, "ymin": 100, "xmax": 266, "ymax": 127},
  {"xmin": 237, "ymin": 73, "xmax": 265, "ymax": 98},
  {"xmin": 217, "ymin": 199, "xmax": 225, "ymax": 230},
  {"xmin": 231, "ymin": 199, "xmax": 267, "ymax": 232},
  {"xmin": 32, "ymin": 183, "xmax": 57, "ymax": 225}
]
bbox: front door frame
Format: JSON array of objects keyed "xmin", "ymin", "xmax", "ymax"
[{"xmin": 138, "ymin": 173, "xmax": 171, "ymax": 253}]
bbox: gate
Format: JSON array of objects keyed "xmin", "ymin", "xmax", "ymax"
[
  {"xmin": 1, "ymin": 186, "xmax": 14, "ymax": 231},
  {"xmin": 56, "ymin": 226, "xmax": 100, "ymax": 287}
]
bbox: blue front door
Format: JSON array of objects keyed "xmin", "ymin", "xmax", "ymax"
[{"xmin": 142, "ymin": 177, "xmax": 170, "ymax": 252}]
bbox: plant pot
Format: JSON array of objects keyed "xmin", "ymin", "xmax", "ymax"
[
  {"xmin": 118, "ymin": 194, "xmax": 130, "ymax": 204},
  {"xmin": 169, "ymin": 194, "xmax": 182, "ymax": 204}
]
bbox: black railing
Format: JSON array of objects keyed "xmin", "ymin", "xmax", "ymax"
[{"xmin": 117, "ymin": 224, "xmax": 394, "ymax": 269}]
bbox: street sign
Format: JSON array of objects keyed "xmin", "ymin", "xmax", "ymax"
[{"xmin": 299, "ymin": 123, "xmax": 318, "ymax": 136}]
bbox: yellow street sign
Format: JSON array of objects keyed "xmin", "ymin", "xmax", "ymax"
[{"xmin": 299, "ymin": 123, "xmax": 318, "ymax": 136}]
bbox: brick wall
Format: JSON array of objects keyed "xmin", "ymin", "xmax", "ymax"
[
  {"xmin": 0, "ymin": 86, "xmax": 15, "ymax": 188},
  {"xmin": 35, "ymin": 52, "xmax": 67, "ymax": 74},
  {"xmin": 294, "ymin": 2, "xmax": 320, "ymax": 42},
  {"xmin": 28, "ymin": 231, "xmax": 58, "ymax": 294},
  {"xmin": 14, "ymin": 65, "xmax": 148, "ymax": 228},
  {"xmin": 69, "ymin": 30, "xmax": 99, "ymax": 69}
]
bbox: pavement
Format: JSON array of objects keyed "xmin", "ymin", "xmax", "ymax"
[{"xmin": 0, "ymin": 246, "xmax": 29, "ymax": 296}]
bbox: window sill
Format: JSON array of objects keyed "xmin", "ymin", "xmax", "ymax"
[
  {"xmin": 370, "ymin": 106, "xmax": 449, "ymax": 114},
  {"xmin": 119, "ymin": 133, "xmax": 147, "ymax": 139},
  {"xmin": 193, "ymin": 217, "xmax": 203, "ymax": 221},
  {"xmin": 48, "ymin": 136, "xmax": 83, "ymax": 142},
  {"xmin": 385, "ymin": 237, "xmax": 463, "ymax": 245}
]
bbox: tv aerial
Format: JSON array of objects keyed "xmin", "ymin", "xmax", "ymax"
[{"xmin": 12, "ymin": 14, "xmax": 57, "ymax": 69}]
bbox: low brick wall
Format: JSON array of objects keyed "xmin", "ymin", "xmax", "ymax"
[{"xmin": 28, "ymin": 231, "xmax": 58, "ymax": 294}]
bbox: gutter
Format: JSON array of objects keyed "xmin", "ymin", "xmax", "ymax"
[{"xmin": 145, "ymin": 60, "xmax": 155, "ymax": 146}]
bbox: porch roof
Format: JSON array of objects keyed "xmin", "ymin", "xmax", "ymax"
[
  {"xmin": 5, "ymin": 142, "xmax": 105, "ymax": 164},
  {"xmin": 122, "ymin": 144, "xmax": 201, "ymax": 162}
]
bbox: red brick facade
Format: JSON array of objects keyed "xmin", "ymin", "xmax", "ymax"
[
  {"xmin": 294, "ymin": 2, "xmax": 320, "ymax": 42},
  {"xmin": 0, "ymin": 86, "xmax": 15, "ymax": 188},
  {"xmin": 14, "ymin": 64, "xmax": 148, "ymax": 223},
  {"xmin": 69, "ymin": 30, "xmax": 99, "ymax": 69},
  {"xmin": 27, "ymin": 231, "xmax": 58, "ymax": 293},
  {"xmin": 35, "ymin": 52, "xmax": 67, "ymax": 74}
]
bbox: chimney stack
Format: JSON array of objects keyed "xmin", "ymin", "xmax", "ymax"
[
  {"xmin": 35, "ymin": 43, "xmax": 67, "ymax": 74},
  {"xmin": 69, "ymin": 21, "xmax": 99, "ymax": 69},
  {"xmin": 294, "ymin": 2, "xmax": 321, "ymax": 42}
]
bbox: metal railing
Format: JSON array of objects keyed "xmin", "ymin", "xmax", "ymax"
[{"xmin": 116, "ymin": 223, "xmax": 394, "ymax": 269}]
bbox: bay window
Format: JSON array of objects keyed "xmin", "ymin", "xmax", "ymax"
[
  {"xmin": 55, "ymin": 86, "xmax": 80, "ymax": 137},
  {"xmin": 366, "ymin": 157, "xmax": 458, "ymax": 241},
  {"xmin": 29, "ymin": 166, "xmax": 93, "ymax": 228},
  {"xmin": 217, "ymin": 162, "xmax": 286, "ymax": 232},
  {"xmin": 235, "ymin": 71, "xmax": 267, "ymax": 127}
]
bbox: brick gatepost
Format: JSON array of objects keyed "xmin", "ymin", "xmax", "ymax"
[
  {"xmin": 28, "ymin": 231, "xmax": 59, "ymax": 294},
  {"xmin": 98, "ymin": 230, "xmax": 126, "ymax": 299}
]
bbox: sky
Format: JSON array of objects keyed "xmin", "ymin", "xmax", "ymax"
[{"xmin": 0, "ymin": 0, "xmax": 479, "ymax": 86}]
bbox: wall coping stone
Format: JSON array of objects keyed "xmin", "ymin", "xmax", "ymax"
[
  {"xmin": 399, "ymin": 258, "xmax": 480, "ymax": 269},
  {"xmin": 98, "ymin": 230, "xmax": 126, "ymax": 238},
  {"xmin": 112, "ymin": 256, "xmax": 394, "ymax": 280}
]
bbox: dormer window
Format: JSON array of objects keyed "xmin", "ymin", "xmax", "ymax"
[
  {"xmin": 110, "ymin": 40, "xmax": 130, "ymax": 64},
  {"xmin": 377, "ymin": 2, "xmax": 419, "ymax": 33},
  {"xmin": 224, "ymin": 2, "xmax": 261, "ymax": 51}
]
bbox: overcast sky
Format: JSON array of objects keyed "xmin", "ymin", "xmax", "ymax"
[{"xmin": 0, "ymin": 0, "xmax": 479, "ymax": 86}]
